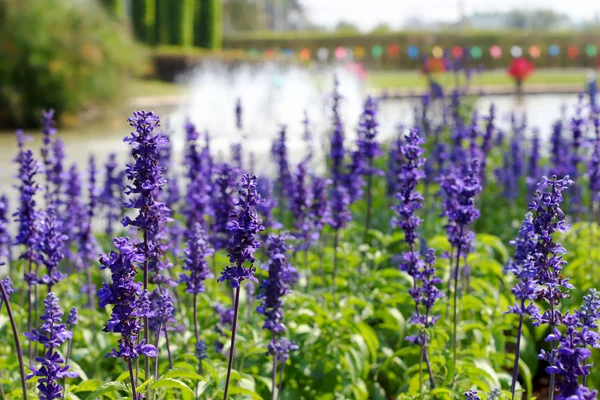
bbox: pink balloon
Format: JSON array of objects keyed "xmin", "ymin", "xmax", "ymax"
[
  {"xmin": 490, "ymin": 45, "xmax": 502, "ymax": 59},
  {"xmin": 335, "ymin": 47, "xmax": 347, "ymax": 60}
]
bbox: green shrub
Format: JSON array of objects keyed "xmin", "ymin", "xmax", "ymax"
[{"xmin": 0, "ymin": 0, "xmax": 143, "ymax": 127}]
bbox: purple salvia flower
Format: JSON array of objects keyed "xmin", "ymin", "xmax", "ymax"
[
  {"xmin": 195, "ymin": 340, "xmax": 208, "ymax": 361},
  {"xmin": 256, "ymin": 177, "xmax": 280, "ymax": 231},
  {"xmin": 179, "ymin": 222, "xmax": 214, "ymax": 294},
  {"xmin": 527, "ymin": 128, "xmax": 542, "ymax": 194},
  {"xmin": 211, "ymin": 163, "xmax": 238, "ymax": 250},
  {"xmin": 13, "ymin": 130, "xmax": 41, "ymax": 280},
  {"xmin": 326, "ymin": 185, "xmax": 351, "ymax": 232},
  {"xmin": 343, "ymin": 148, "xmax": 365, "ymax": 203},
  {"xmin": 440, "ymin": 160, "xmax": 482, "ymax": 256},
  {"xmin": 589, "ymin": 118, "xmax": 600, "ymax": 211},
  {"xmin": 550, "ymin": 120, "xmax": 569, "ymax": 177},
  {"xmin": 302, "ymin": 110, "xmax": 313, "ymax": 161},
  {"xmin": 267, "ymin": 337, "xmax": 299, "ymax": 364},
  {"xmin": 218, "ymin": 174, "xmax": 265, "ymax": 288},
  {"xmin": 530, "ymin": 176, "xmax": 574, "ymax": 329},
  {"xmin": 570, "ymin": 95, "xmax": 585, "ymax": 216},
  {"xmin": 307, "ymin": 176, "xmax": 330, "ymax": 247},
  {"xmin": 235, "ymin": 97, "xmax": 242, "ymax": 131},
  {"xmin": 292, "ymin": 160, "xmax": 310, "ymax": 248},
  {"xmin": 386, "ymin": 136, "xmax": 403, "ymax": 198},
  {"xmin": 271, "ymin": 125, "xmax": 293, "ymax": 211},
  {"xmin": 393, "ymin": 129, "xmax": 443, "ymax": 358},
  {"xmin": 100, "ymin": 153, "xmax": 125, "ymax": 236},
  {"xmin": 62, "ymin": 164, "xmax": 85, "ymax": 265},
  {"xmin": 542, "ymin": 294, "xmax": 599, "ymax": 400},
  {"xmin": 122, "ymin": 111, "xmax": 170, "ymax": 235},
  {"xmin": 214, "ymin": 304, "xmax": 235, "ymax": 326},
  {"xmin": 464, "ymin": 390, "xmax": 480, "ymax": 400},
  {"xmin": 0, "ymin": 276, "xmax": 14, "ymax": 311},
  {"xmin": 66, "ymin": 307, "xmax": 78, "ymax": 328},
  {"xmin": 257, "ymin": 233, "xmax": 294, "ymax": 333},
  {"xmin": 78, "ymin": 157, "xmax": 100, "ymax": 307},
  {"xmin": 231, "ymin": 143, "xmax": 243, "ymax": 171},
  {"xmin": 41, "ymin": 110, "xmax": 57, "ymax": 204},
  {"xmin": 97, "ymin": 237, "xmax": 157, "ymax": 359},
  {"xmin": 184, "ymin": 121, "xmax": 210, "ymax": 228},
  {"xmin": 50, "ymin": 137, "xmax": 65, "ymax": 206},
  {"xmin": 24, "ymin": 292, "xmax": 78, "ymax": 399},
  {"xmin": 393, "ymin": 129, "xmax": 425, "ymax": 247},
  {"xmin": 330, "ymin": 116, "xmax": 346, "ymax": 187},
  {"xmin": 149, "ymin": 289, "xmax": 176, "ymax": 333},
  {"xmin": 0, "ymin": 194, "xmax": 11, "ymax": 263},
  {"xmin": 356, "ymin": 96, "xmax": 382, "ymax": 176},
  {"xmin": 38, "ymin": 206, "xmax": 67, "ymax": 291}
]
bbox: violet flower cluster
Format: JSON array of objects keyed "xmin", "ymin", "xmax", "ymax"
[
  {"xmin": 257, "ymin": 233, "xmax": 299, "ymax": 363},
  {"xmin": 543, "ymin": 289, "xmax": 600, "ymax": 399},
  {"xmin": 38, "ymin": 206, "xmax": 67, "ymax": 291},
  {"xmin": 218, "ymin": 174, "xmax": 265, "ymax": 288},
  {"xmin": 184, "ymin": 121, "xmax": 210, "ymax": 227},
  {"xmin": 97, "ymin": 237, "xmax": 157, "ymax": 360},
  {"xmin": 439, "ymin": 159, "xmax": 482, "ymax": 257},
  {"xmin": 41, "ymin": 109, "xmax": 58, "ymax": 203},
  {"xmin": 211, "ymin": 163, "xmax": 238, "ymax": 250},
  {"xmin": 122, "ymin": 111, "xmax": 170, "ymax": 236},
  {"xmin": 13, "ymin": 130, "xmax": 41, "ymax": 268},
  {"xmin": 271, "ymin": 125, "xmax": 293, "ymax": 206},
  {"xmin": 179, "ymin": 221, "xmax": 214, "ymax": 294},
  {"xmin": 257, "ymin": 233, "xmax": 294, "ymax": 333},
  {"xmin": 24, "ymin": 292, "xmax": 77, "ymax": 399},
  {"xmin": 100, "ymin": 153, "xmax": 125, "ymax": 236},
  {"xmin": 0, "ymin": 194, "xmax": 10, "ymax": 262},
  {"xmin": 356, "ymin": 96, "xmax": 382, "ymax": 177},
  {"xmin": 292, "ymin": 160, "xmax": 310, "ymax": 249},
  {"xmin": 393, "ymin": 129, "xmax": 443, "ymax": 342}
]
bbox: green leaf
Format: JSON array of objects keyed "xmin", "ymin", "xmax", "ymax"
[
  {"xmin": 227, "ymin": 387, "xmax": 264, "ymax": 399},
  {"xmin": 162, "ymin": 368, "xmax": 206, "ymax": 381},
  {"xmin": 149, "ymin": 378, "xmax": 194, "ymax": 395},
  {"xmin": 83, "ymin": 381, "xmax": 128, "ymax": 400}
]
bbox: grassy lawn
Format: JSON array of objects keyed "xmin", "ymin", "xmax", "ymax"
[
  {"xmin": 366, "ymin": 69, "xmax": 589, "ymax": 89},
  {"xmin": 126, "ymin": 78, "xmax": 188, "ymax": 98},
  {"xmin": 128, "ymin": 70, "xmax": 589, "ymax": 98}
]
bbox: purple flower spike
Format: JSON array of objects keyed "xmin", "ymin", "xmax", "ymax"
[
  {"xmin": 257, "ymin": 233, "xmax": 295, "ymax": 333},
  {"xmin": 179, "ymin": 222, "xmax": 214, "ymax": 294},
  {"xmin": 97, "ymin": 237, "xmax": 157, "ymax": 360},
  {"xmin": 24, "ymin": 292, "xmax": 78, "ymax": 400},
  {"xmin": 13, "ymin": 130, "xmax": 41, "ymax": 267},
  {"xmin": 218, "ymin": 174, "xmax": 264, "ymax": 288},
  {"xmin": 38, "ymin": 206, "xmax": 67, "ymax": 291}
]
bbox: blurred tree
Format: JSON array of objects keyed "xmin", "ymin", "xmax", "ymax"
[
  {"xmin": 101, "ymin": 0, "xmax": 126, "ymax": 18},
  {"xmin": 371, "ymin": 23, "xmax": 392, "ymax": 34},
  {"xmin": 0, "ymin": 0, "xmax": 142, "ymax": 127},
  {"xmin": 335, "ymin": 20, "xmax": 360, "ymax": 33},
  {"xmin": 195, "ymin": 0, "xmax": 223, "ymax": 48}
]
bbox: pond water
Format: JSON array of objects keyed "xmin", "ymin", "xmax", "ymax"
[{"xmin": 0, "ymin": 64, "xmax": 580, "ymax": 194}]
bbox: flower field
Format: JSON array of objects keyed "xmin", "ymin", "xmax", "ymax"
[{"xmin": 1, "ymin": 78, "xmax": 600, "ymax": 400}]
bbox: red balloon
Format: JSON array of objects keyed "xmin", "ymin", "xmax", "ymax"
[
  {"xmin": 567, "ymin": 45, "xmax": 579, "ymax": 59},
  {"xmin": 507, "ymin": 58, "xmax": 535, "ymax": 80},
  {"xmin": 388, "ymin": 44, "xmax": 400, "ymax": 57},
  {"xmin": 452, "ymin": 46, "xmax": 463, "ymax": 58}
]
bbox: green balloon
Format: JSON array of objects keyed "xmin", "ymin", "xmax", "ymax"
[
  {"xmin": 471, "ymin": 46, "xmax": 482, "ymax": 59},
  {"xmin": 586, "ymin": 44, "xmax": 598, "ymax": 57},
  {"xmin": 248, "ymin": 48, "xmax": 259, "ymax": 57},
  {"xmin": 371, "ymin": 45, "xmax": 383, "ymax": 58}
]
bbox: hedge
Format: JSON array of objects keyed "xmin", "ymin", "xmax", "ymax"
[{"xmin": 222, "ymin": 30, "xmax": 600, "ymax": 69}]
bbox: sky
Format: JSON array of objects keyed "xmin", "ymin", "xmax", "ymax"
[{"xmin": 302, "ymin": 0, "xmax": 600, "ymax": 31}]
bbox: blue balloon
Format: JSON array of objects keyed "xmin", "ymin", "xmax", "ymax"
[
  {"xmin": 407, "ymin": 45, "xmax": 419, "ymax": 59},
  {"xmin": 549, "ymin": 45, "xmax": 560, "ymax": 57}
]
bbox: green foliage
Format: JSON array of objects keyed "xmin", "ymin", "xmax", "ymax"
[{"xmin": 0, "ymin": 0, "xmax": 142, "ymax": 127}]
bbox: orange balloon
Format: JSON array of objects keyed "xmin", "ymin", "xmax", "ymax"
[
  {"xmin": 299, "ymin": 48, "xmax": 311, "ymax": 61},
  {"xmin": 529, "ymin": 46, "xmax": 541, "ymax": 59}
]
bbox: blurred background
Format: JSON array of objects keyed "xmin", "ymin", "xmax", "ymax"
[{"xmin": 2, "ymin": 0, "xmax": 600, "ymax": 179}]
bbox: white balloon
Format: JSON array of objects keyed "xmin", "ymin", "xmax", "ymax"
[
  {"xmin": 510, "ymin": 46, "xmax": 523, "ymax": 58},
  {"xmin": 317, "ymin": 47, "xmax": 329, "ymax": 62}
]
